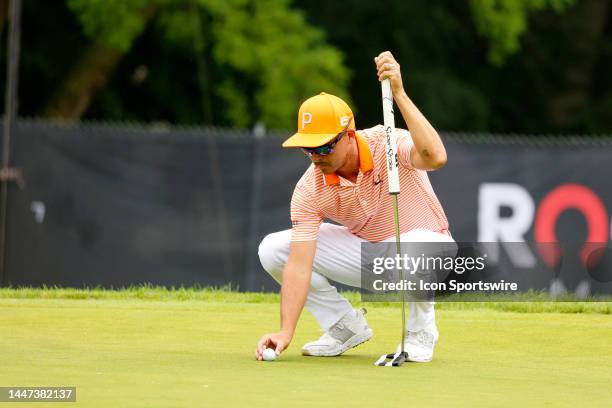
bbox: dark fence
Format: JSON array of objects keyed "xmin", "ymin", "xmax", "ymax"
[{"xmin": 2, "ymin": 120, "xmax": 612, "ymax": 292}]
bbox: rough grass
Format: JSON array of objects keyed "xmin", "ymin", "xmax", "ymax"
[{"xmin": 0, "ymin": 285, "xmax": 610, "ymax": 314}]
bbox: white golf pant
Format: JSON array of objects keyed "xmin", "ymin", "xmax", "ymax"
[{"xmin": 258, "ymin": 223, "xmax": 456, "ymax": 337}]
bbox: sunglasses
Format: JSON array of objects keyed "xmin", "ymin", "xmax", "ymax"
[{"xmin": 301, "ymin": 130, "xmax": 348, "ymax": 156}]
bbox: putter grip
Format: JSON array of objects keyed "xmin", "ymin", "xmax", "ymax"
[{"xmin": 381, "ymin": 79, "xmax": 400, "ymax": 194}]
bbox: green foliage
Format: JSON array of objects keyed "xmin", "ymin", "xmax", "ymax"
[
  {"xmin": 470, "ymin": 0, "xmax": 575, "ymax": 65},
  {"xmin": 203, "ymin": 0, "xmax": 350, "ymax": 128},
  {"xmin": 156, "ymin": 2, "xmax": 202, "ymax": 50},
  {"xmin": 15, "ymin": 0, "xmax": 610, "ymax": 133},
  {"xmin": 408, "ymin": 69, "xmax": 490, "ymax": 131},
  {"xmin": 293, "ymin": 0, "xmax": 494, "ymax": 131},
  {"xmin": 67, "ymin": 0, "xmax": 349, "ymax": 129},
  {"xmin": 67, "ymin": 0, "xmax": 153, "ymax": 52}
]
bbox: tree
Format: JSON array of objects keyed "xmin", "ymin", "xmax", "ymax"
[
  {"xmin": 6, "ymin": 0, "xmax": 610, "ymax": 134},
  {"xmin": 44, "ymin": 0, "xmax": 158, "ymax": 120},
  {"xmin": 43, "ymin": 0, "xmax": 350, "ymax": 129},
  {"xmin": 470, "ymin": 0, "xmax": 575, "ymax": 65},
  {"xmin": 292, "ymin": 0, "xmax": 494, "ymax": 131},
  {"xmin": 293, "ymin": 0, "xmax": 611, "ymax": 134}
]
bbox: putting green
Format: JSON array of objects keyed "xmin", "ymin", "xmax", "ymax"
[{"xmin": 0, "ymin": 292, "xmax": 610, "ymax": 407}]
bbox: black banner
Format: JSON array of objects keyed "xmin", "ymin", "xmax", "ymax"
[{"xmin": 3, "ymin": 121, "xmax": 612, "ymax": 293}]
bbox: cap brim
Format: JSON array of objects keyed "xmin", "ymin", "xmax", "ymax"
[{"xmin": 282, "ymin": 132, "xmax": 337, "ymax": 148}]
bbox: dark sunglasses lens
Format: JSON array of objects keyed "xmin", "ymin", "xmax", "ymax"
[
  {"xmin": 316, "ymin": 146, "xmax": 332, "ymax": 155},
  {"xmin": 303, "ymin": 131, "xmax": 347, "ymax": 156},
  {"xmin": 303, "ymin": 145, "xmax": 332, "ymax": 156}
]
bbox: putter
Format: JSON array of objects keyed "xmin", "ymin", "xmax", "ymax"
[{"xmin": 374, "ymin": 78, "xmax": 408, "ymax": 367}]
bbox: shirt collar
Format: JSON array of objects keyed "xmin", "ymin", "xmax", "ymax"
[{"xmin": 323, "ymin": 132, "xmax": 373, "ymax": 186}]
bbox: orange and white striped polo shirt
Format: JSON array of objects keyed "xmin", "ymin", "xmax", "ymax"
[{"xmin": 290, "ymin": 125, "xmax": 449, "ymax": 242}]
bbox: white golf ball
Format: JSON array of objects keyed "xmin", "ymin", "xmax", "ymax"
[{"xmin": 262, "ymin": 348, "xmax": 276, "ymax": 361}]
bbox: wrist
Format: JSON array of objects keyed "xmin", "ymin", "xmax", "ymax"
[
  {"xmin": 394, "ymin": 88, "xmax": 408, "ymax": 101},
  {"xmin": 279, "ymin": 327, "xmax": 294, "ymax": 340}
]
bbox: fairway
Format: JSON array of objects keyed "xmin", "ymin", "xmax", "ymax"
[{"xmin": 1, "ymin": 290, "xmax": 611, "ymax": 407}]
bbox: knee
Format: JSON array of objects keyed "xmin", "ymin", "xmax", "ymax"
[
  {"xmin": 310, "ymin": 272, "xmax": 332, "ymax": 291},
  {"xmin": 258, "ymin": 231, "xmax": 290, "ymax": 277}
]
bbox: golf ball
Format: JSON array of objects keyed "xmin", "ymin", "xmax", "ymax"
[{"xmin": 262, "ymin": 348, "xmax": 276, "ymax": 361}]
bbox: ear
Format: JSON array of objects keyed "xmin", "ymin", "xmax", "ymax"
[{"xmin": 347, "ymin": 129, "xmax": 356, "ymax": 138}]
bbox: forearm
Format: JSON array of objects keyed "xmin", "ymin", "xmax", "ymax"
[
  {"xmin": 279, "ymin": 263, "xmax": 311, "ymax": 337},
  {"xmin": 255, "ymin": 240, "xmax": 315, "ymax": 359},
  {"xmin": 394, "ymin": 90, "xmax": 447, "ymax": 168}
]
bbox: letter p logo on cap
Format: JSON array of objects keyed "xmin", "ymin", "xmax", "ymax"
[{"xmin": 301, "ymin": 112, "xmax": 313, "ymax": 130}]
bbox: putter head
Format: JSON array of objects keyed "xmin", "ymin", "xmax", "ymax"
[{"xmin": 374, "ymin": 351, "xmax": 408, "ymax": 367}]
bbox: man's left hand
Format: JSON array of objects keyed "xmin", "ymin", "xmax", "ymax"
[{"xmin": 374, "ymin": 51, "xmax": 405, "ymax": 95}]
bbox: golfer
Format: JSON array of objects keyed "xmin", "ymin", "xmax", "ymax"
[{"xmin": 256, "ymin": 51, "xmax": 454, "ymax": 362}]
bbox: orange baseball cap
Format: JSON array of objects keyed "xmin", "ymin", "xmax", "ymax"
[{"xmin": 282, "ymin": 92, "xmax": 354, "ymax": 148}]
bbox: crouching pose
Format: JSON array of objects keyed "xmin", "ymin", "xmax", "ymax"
[{"xmin": 256, "ymin": 51, "xmax": 454, "ymax": 363}]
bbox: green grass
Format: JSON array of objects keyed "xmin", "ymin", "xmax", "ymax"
[
  {"xmin": 0, "ymin": 289, "xmax": 611, "ymax": 407},
  {"xmin": 1, "ymin": 286, "xmax": 610, "ymax": 314}
]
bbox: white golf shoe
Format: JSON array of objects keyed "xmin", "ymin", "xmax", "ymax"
[
  {"xmin": 301, "ymin": 308, "xmax": 373, "ymax": 357},
  {"xmin": 396, "ymin": 329, "xmax": 437, "ymax": 362}
]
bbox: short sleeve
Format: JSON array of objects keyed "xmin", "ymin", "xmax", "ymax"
[
  {"xmin": 396, "ymin": 128, "xmax": 414, "ymax": 169},
  {"xmin": 290, "ymin": 181, "xmax": 323, "ymax": 241}
]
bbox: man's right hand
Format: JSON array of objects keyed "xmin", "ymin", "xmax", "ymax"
[
  {"xmin": 255, "ymin": 331, "xmax": 292, "ymax": 360},
  {"xmin": 255, "ymin": 241, "xmax": 315, "ymax": 361}
]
